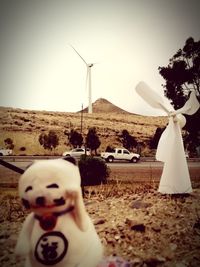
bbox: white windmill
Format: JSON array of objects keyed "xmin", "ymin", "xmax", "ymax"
[
  {"xmin": 70, "ymin": 45, "xmax": 95, "ymax": 114},
  {"xmin": 135, "ymin": 81, "xmax": 200, "ymax": 194}
]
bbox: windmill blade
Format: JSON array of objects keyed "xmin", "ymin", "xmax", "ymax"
[
  {"xmin": 173, "ymin": 91, "xmax": 200, "ymax": 115},
  {"xmin": 135, "ymin": 81, "xmax": 171, "ymax": 114},
  {"xmin": 69, "ymin": 45, "xmax": 87, "ymax": 65}
]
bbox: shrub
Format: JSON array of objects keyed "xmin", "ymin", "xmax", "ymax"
[
  {"xmin": 85, "ymin": 127, "xmax": 101, "ymax": 155},
  {"xmin": 149, "ymin": 127, "xmax": 165, "ymax": 149},
  {"xmin": 4, "ymin": 138, "xmax": 14, "ymax": 149},
  {"xmin": 119, "ymin": 129, "xmax": 138, "ymax": 151},
  {"xmin": 105, "ymin": 145, "xmax": 115, "ymax": 152},
  {"xmin": 68, "ymin": 129, "xmax": 83, "ymax": 148},
  {"xmin": 78, "ymin": 155, "xmax": 110, "ymax": 187},
  {"xmin": 39, "ymin": 130, "xmax": 59, "ymax": 151}
]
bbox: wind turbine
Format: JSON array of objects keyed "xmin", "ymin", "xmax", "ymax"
[{"xmin": 70, "ymin": 45, "xmax": 95, "ymax": 114}]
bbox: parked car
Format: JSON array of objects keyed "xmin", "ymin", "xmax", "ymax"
[
  {"xmin": 101, "ymin": 147, "xmax": 140, "ymax": 163},
  {"xmin": 0, "ymin": 148, "xmax": 12, "ymax": 156},
  {"xmin": 62, "ymin": 148, "xmax": 90, "ymax": 158}
]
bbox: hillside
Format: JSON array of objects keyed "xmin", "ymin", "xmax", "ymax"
[
  {"xmin": 0, "ymin": 100, "xmax": 167, "ymax": 156},
  {"xmin": 81, "ymin": 98, "xmax": 131, "ymax": 114}
]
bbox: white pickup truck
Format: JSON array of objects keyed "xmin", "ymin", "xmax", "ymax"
[
  {"xmin": 101, "ymin": 148, "xmax": 140, "ymax": 163},
  {"xmin": 0, "ymin": 148, "xmax": 12, "ymax": 156}
]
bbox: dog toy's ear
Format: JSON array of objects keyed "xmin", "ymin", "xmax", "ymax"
[{"xmin": 63, "ymin": 156, "xmax": 76, "ymax": 165}]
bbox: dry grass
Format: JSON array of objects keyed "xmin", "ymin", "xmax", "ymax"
[{"xmin": 0, "ymin": 106, "xmax": 167, "ymax": 156}]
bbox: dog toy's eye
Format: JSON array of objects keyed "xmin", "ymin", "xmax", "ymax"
[
  {"xmin": 54, "ymin": 197, "xmax": 65, "ymax": 206},
  {"xmin": 46, "ymin": 183, "xmax": 59, "ymax": 189},
  {"xmin": 25, "ymin": 186, "xmax": 33, "ymax": 192}
]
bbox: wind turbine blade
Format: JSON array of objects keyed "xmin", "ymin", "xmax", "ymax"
[
  {"xmin": 135, "ymin": 81, "xmax": 171, "ymax": 114},
  {"xmin": 69, "ymin": 45, "xmax": 87, "ymax": 65},
  {"xmin": 173, "ymin": 91, "xmax": 200, "ymax": 115}
]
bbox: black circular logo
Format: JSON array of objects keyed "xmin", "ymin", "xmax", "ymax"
[{"xmin": 35, "ymin": 231, "xmax": 68, "ymax": 265}]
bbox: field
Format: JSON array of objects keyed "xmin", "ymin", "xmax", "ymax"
[
  {"xmin": 0, "ymin": 160, "xmax": 200, "ymax": 267},
  {"xmin": 0, "ymin": 105, "xmax": 200, "ymax": 266},
  {"xmin": 0, "ymin": 105, "xmax": 167, "ymax": 156},
  {"xmin": 0, "ymin": 181, "xmax": 200, "ymax": 267}
]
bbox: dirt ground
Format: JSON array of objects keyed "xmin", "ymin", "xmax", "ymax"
[{"xmin": 0, "ymin": 182, "xmax": 200, "ymax": 267}]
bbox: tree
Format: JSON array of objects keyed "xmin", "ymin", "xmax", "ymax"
[
  {"xmin": 4, "ymin": 138, "xmax": 14, "ymax": 149},
  {"xmin": 158, "ymin": 37, "xmax": 200, "ymax": 152},
  {"xmin": 39, "ymin": 130, "xmax": 59, "ymax": 151},
  {"xmin": 159, "ymin": 37, "xmax": 200, "ymax": 109},
  {"xmin": 105, "ymin": 145, "xmax": 114, "ymax": 152},
  {"xmin": 119, "ymin": 130, "xmax": 137, "ymax": 151},
  {"xmin": 149, "ymin": 127, "xmax": 165, "ymax": 149},
  {"xmin": 68, "ymin": 129, "xmax": 83, "ymax": 148},
  {"xmin": 85, "ymin": 127, "xmax": 101, "ymax": 155}
]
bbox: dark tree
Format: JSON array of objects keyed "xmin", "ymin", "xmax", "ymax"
[
  {"xmin": 159, "ymin": 37, "xmax": 200, "ymax": 108},
  {"xmin": 105, "ymin": 145, "xmax": 114, "ymax": 152},
  {"xmin": 149, "ymin": 127, "xmax": 165, "ymax": 149},
  {"xmin": 85, "ymin": 127, "xmax": 101, "ymax": 155},
  {"xmin": 158, "ymin": 37, "xmax": 200, "ymax": 152},
  {"xmin": 68, "ymin": 129, "xmax": 83, "ymax": 148},
  {"xmin": 39, "ymin": 130, "xmax": 59, "ymax": 151},
  {"xmin": 4, "ymin": 138, "xmax": 14, "ymax": 149},
  {"xmin": 120, "ymin": 130, "xmax": 137, "ymax": 151}
]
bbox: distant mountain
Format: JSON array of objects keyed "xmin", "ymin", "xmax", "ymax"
[{"xmin": 80, "ymin": 98, "xmax": 131, "ymax": 113}]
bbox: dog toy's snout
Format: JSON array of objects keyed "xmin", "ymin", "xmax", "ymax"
[{"xmin": 36, "ymin": 196, "xmax": 46, "ymax": 206}]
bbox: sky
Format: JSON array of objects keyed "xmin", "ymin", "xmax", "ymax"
[{"xmin": 0, "ymin": 0, "xmax": 199, "ymax": 116}]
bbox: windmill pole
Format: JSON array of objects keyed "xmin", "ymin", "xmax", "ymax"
[
  {"xmin": 69, "ymin": 45, "xmax": 93, "ymax": 114},
  {"xmin": 88, "ymin": 66, "xmax": 92, "ymax": 114}
]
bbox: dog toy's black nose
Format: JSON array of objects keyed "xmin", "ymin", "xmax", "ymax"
[{"xmin": 36, "ymin": 196, "xmax": 45, "ymax": 206}]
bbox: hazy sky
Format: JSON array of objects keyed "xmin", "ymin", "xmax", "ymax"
[{"xmin": 0, "ymin": 0, "xmax": 199, "ymax": 115}]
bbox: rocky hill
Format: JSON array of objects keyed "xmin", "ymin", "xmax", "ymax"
[{"xmin": 82, "ymin": 98, "xmax": 131, "ymax": 114}]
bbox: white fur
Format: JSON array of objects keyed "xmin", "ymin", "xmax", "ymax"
[{"xmin": 15, "ymin": 159, "xmax": 103, "ymax": 267}]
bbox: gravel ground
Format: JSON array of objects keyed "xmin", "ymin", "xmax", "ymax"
[{"xmin": 0, "ymin": 184, "xmax": 200, "ymax": 267}]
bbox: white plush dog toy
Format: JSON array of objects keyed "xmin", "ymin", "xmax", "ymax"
[{"xmin": 15, "ymin": 158, "xmax": 103, "ymax": 267}]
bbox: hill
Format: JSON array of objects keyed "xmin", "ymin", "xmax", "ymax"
[
  {"xmin": 0, "ymin": 102, "xmax": 167, "ymax": 156},
  {"xmin": 81, "ymin": 98, "xmax": 131, "ymax": 114}
]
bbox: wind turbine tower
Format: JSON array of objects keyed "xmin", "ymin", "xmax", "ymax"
[{"xmin": 70, "ymin": 45, "xmax": 94, "ymax": 114}]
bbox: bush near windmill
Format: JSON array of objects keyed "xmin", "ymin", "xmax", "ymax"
[{"xmin": 78, "ymin": 155, "xmax": 110, "ymax": 187}]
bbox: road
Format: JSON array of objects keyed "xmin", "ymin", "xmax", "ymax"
[
  {"xmin": 0, "ymin": 157, "xmax": 199, "ymax": 186},
  {"xmin": 108, "ymin": 161, "xmax": 200, "ymax": 183},
  {"xmin": 1, "ymin": 157, "xmax": 199, "ymax": 168}
]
